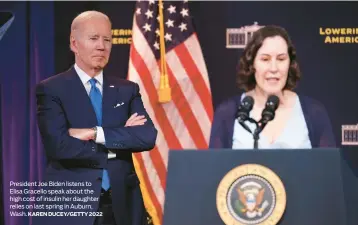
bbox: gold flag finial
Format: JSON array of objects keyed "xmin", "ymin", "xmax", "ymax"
[{"xmin": 158, "ymin": 0, "xmax": 171, "ymax": 103}]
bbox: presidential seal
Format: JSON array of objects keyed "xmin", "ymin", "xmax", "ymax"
[{"xmin": 216, "ymin": 164, "xmax": 286, "ymax": 225}]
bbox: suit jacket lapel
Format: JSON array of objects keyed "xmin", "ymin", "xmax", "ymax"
[{"xmin": 102, "ymin": 76, "xmax": 118, "ymax": 127}]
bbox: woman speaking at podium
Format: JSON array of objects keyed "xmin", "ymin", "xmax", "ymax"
[{"xmin": 209, "ymin": 25, "xmax": 336, "ymax": 149}]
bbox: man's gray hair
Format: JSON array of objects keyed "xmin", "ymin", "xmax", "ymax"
[{"xmin": 70, "ymin": 10, "xmax": 111, "ymax": 39}]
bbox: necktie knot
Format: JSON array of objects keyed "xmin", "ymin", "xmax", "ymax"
[{"xmin": 89, "ymin": 78, "xmax": 97, "ymax": 87}]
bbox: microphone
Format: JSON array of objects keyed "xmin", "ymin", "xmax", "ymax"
[
  {"xmin": 236, "ymin": 96, "xmax": 255, "ymax": 134},
  {"xmin": 236, "ymin": 96, "xmax": 254, "ymax": 122},
  {"xmin": 260, "ymin": 95, "xmax": 279, "ymax": 124},
  {"xmin": 253, "ymin": 95, "xmax": 279, "ymax": 149}
]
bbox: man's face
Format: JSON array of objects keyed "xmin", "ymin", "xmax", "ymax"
[{"xmin": 71, "ymin": 16, "xmax": 112, "ymax": 71}]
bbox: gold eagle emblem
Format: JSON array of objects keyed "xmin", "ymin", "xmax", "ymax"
[{"xmin": 237, "ymin": 188, "xmax": 265, "ymax": 213}]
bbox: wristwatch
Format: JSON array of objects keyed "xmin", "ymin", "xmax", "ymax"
[{"xmin": 92, "ymin": 127, "xmax": 97, "ymax": 140}]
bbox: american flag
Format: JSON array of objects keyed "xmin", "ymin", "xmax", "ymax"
[{"xmin": 127, "ymin": 0, "xmax": 213, "ymax": 224}]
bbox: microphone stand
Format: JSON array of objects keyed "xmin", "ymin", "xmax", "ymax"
[
  {"xmin": 238, "ymin": 117, "xmax": 258, "ymax": 136},
  {"xmin": 238, "ymin": 120, "xmax": 252, "ymax": 135},
  {"xmin": 239, "ymin": 118, "xmax": 260, "ymax": 149},
  {"xmin": 253, "ymin": 128, "xmax": 260, "ymax": 149},
  {"xmin": 253, "ymin": 119, "xmax": 269, "ymax": 149}
]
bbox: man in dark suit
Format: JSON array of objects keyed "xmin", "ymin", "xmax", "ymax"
[{"xmin": 34, "ymin": 11, "xmax": 157, "ymax": 225}]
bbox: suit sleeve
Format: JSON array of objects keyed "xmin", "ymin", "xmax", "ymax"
[
  {"xmin": 102, "ymin": 83, "xmax": 157, "ymax": 152},
  {"xmin": 36, "ymin": 83, "xmax": 105, "ymax": 162},
  {"xmin": 317, "ymin": 104, "xmax": 337, "ymax": 148},
  {"xmin": 209, "ymin": 103, "xmax": 228, "ymax": 149}
]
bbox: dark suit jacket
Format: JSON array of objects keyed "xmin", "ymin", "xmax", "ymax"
[
  {"xmin": 209, "ymin": 94, "xmax": 336, "ymax": 149},
  {"xmin": 33, "ymin": 66, "xmax": 157, "ymax": 225}
]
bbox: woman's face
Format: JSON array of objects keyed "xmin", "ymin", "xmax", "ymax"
[{"xmin": 253, "ymin": 35, "xmax": 290, "ymax": 95}]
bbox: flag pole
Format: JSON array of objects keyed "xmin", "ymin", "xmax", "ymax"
[{"xmin": 158, "ymin": 0, "xmax": 171, "ymax": 103}]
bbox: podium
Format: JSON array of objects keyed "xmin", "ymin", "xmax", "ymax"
[{"xmin": 163, "ymin": 148, "xmax": 358, "ymax": 225}]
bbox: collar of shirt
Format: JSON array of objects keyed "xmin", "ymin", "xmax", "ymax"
[{"xmin": 74, "ymin": 63, "xmax": 104, "ymax": 89}]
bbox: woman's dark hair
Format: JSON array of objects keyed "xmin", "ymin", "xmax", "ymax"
[{"xmin": 237, "ymin": 25, "xmax": 301, "ymax": 91}]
